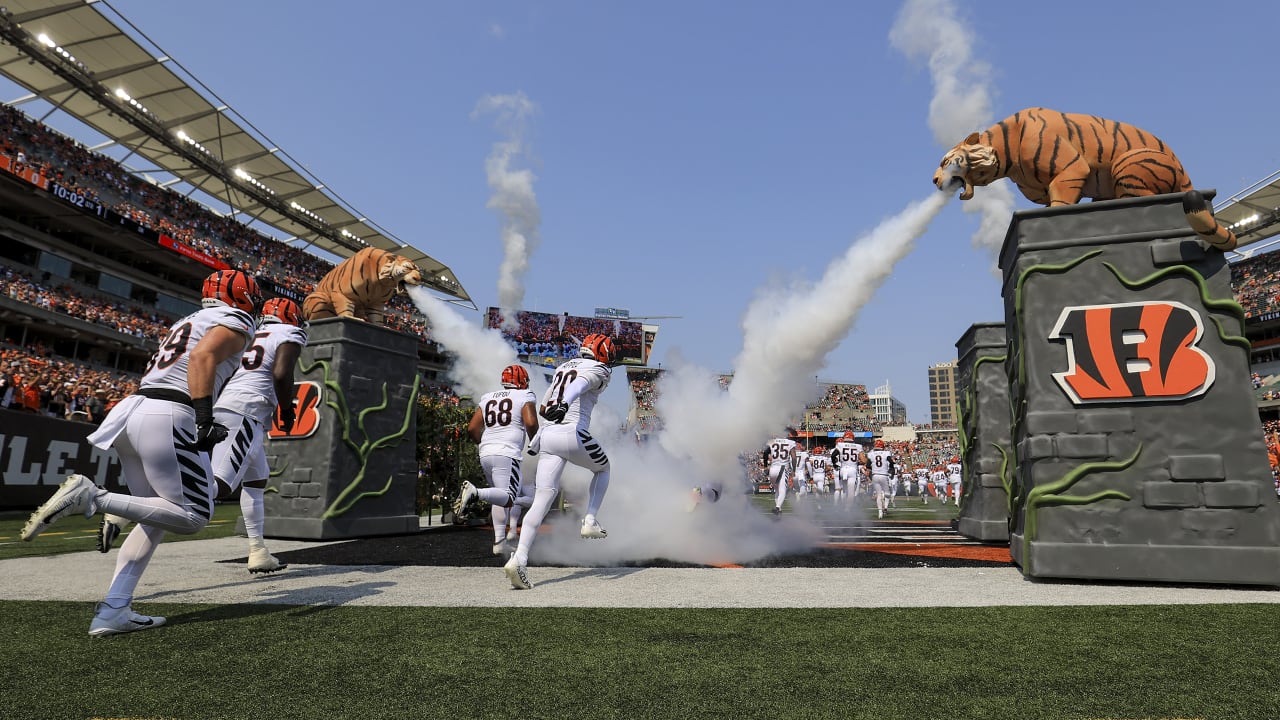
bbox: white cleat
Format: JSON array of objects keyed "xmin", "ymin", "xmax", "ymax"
[
  {"xmin": 504, "ymin": 556, "xmax": 532, "ymax": 590},
  {"xmin": 88, "ymin": 602, "xmax": 166, "ymax": 637},
  {"xmin": 580, "ymin": 517, "xmax": 607, "ymax": 539},
  {"xmin": 97, "ymin": 515, "xmax": 128, "ymax": 553},
  {"xmin": 248, "ymin": 545, "xmax": 287, "ymax": 574},
  {"xmin": 492, "ymin": 540, "xmax": 513, "ymax": 557},
  {"xmin": 453, "ymin": 481, "xmax": 478, "ymax": 517},
  {"xmin": 22, "ymin": 474, "xmax": 101, "ymax": 541}
]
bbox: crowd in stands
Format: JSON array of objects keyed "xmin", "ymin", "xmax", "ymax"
[
  {"xmin": 0, "ymin": 103, "xmax": 429, "ymax": 338},
  {"xmin": 2, "ymin": 267, "xmax": 173, "ymax": 340},
  {"xmin": 0, "ymin": 341, "xmax": 139, "ymax": 421},
  {"xmin": 1231, "ymin": 251, "xmax": 1280, "ymax": 319}
]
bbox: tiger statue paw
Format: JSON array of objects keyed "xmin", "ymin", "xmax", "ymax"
[
  {"xmin": 933, "ymin": 107, "xmax": 1237, "ymax": 251},
  {"xmin": 303, "ymin": 247, "xmax": 423, "ymax": 323}
]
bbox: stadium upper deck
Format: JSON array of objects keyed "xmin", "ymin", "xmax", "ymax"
[{"xmin": 0, "ymin": 1, "xmax": 471, "ymax": 305}]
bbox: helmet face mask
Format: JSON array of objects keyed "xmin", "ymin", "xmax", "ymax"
[
  {"xmin": 260, "ymin": 297, "xmax": 303, "ymax": 327},
  {"xmin": 202, "ymin": 270, "xmax": 262, "ymax": 314},
  {"xmin": 500, "ymin": 364, "xmax": 529, "ymax": 390},
  {"xmin": 579, "ymin": 333, "xmax": 616, "ymax": 365}
]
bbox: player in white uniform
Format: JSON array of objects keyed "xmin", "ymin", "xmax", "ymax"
[
  {"xmin": 887, "ymin": 457, "xmax": 902, "ymax": 509},
  {"xmin": 765, "ymin": 431, "xmax": 798, "ymax": 515},
  {"xmin": 914, "ymin": 467, "xmax": 929, "ymax": 502},
  {"xmin": 21, "ymin": 269, "xmax": 259, "ymax": 636},
  {"xmin": 867, "ymin": 439, "xmax": 895, "ymax": 519},
  {"xmin": 504, "ymin": 334, "xmax": 615, "ymax": 590},
  {"xmin": 946, "ymin": 456, "xmax": 963, "ymax": 505},
  {"xmin": 456, "ymin": 364, "xmax": 539, "ymax": 557},
  {"xmin": 794, "ymin": 447, "xmax": 811, "ymax": 496},
  {"xmin": 833, "ymin": 432, "xmax": 863, "ymax": 504},
  {"xmin": 98, "ymin": 297, "xmax": 307, "ymax": 576},
  {"xmin": 809, "ymin": 450, "xmax": 830, "ymax": 496},
  {"xmin": 930, "ymin": 466, "xmax": 949, "ymax": 503}
]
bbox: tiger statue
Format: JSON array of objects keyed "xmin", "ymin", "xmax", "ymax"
[
  {"xmin": 303, "ymin": 246, "xmax": 424, "ymax": 324},
  {"xmin": 932, "ymin": 107, "xmax": 1237, "ymax": 251}
]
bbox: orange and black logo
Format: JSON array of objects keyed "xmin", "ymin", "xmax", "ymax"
[
  {"xmin": 1049, "ymin": 301, "xmax": 1215, "ymax": 404},
  {"xmin": 268, "ymin": 381, "xmax": 322, "ymax": 439}
]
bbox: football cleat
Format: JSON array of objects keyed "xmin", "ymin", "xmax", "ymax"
[
  {"xmin": 580, "ymin": 517, "xmax": 607, "ymax": 539},
  {"xmin": 492, "ymin": 540, "xmax": 512, "ymax": 557},
  {"xmin": 88, "ymin": 602, "xmax": 166, "ymax": 637},
  {"xmin": 21, "ymin": 474, "xmax": 101, "ymax": 541},
  {"xmin": 453, "ymin": 481, "xmax": 478, "ymax": 517},
  {"xmin": 97, "ymin": 515, "xmax": 127, "ymax": 553},
  {"xmin": 248, "ymin": 545, "xmax": 287, "ymax": 574},
  {"xmin": 504, "ymin": 556, "xmax": 532, "ymax": 590}
]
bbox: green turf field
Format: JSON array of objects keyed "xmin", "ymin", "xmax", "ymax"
[
  {"xmin": 0, "ymin": 503, "xmax": 242, "ymax": 560},
  {"xmin": 0, "ymin": 601, "xmax": 1275, "ymax": 719}
]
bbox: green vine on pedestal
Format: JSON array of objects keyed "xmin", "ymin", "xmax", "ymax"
[
  {"xmin": 1022, "ymin": 444, "xmax": 1139, "ymax": 573},
  {"xmin": 1100, "ymin": 261, "xmax": 1249, "ymax": 352},
  {"xmin": 299, "ymin": 357, "xmax": 421, "ymax": 519},
  {"xmin": 1007, "ymin": 250, "xmax": 1103, "ymax": 527}
]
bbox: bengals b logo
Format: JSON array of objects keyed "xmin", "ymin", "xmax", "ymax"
[
  {"xmin": 1049, "ymin": 301, "xmax": 1215, "ymax": 404},
  {"xmin": 268, "ymin": 381, "xmax": 321, "ymax": 439}
]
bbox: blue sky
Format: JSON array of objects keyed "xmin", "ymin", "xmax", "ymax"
[{"xmin": 26, "ymin": 1, "xmax": 1280, "ymax": 422}]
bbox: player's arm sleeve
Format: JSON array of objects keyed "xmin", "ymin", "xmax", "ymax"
[{"xmin": 559, "ymin": 375, "xmax": 593, "ymax": 407}]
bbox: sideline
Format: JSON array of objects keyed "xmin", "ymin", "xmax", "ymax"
[{"xmin": 2, "ymin": 536, "xmax": 1277, "ymax": 609}]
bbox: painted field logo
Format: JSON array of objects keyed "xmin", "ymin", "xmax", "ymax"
[
  {"xmin": 268, "ymin": 380, "xmax": 321, "ymax": 439},
  {"xmin": 1048, "ymin": 301, "xmax": 1215, "ymax": 404}
]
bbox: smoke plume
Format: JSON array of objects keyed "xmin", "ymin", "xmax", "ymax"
[
  {"xmin": 890, "ymin": 0, "xmax": 1014, "ymax": 260},
  {"xmin": 473, "ymin": 92, "xmax": 541, "ymax": 331},
  {"xmin": 405, "ymin": 286, "xmax": 518, "ymax": 401}
]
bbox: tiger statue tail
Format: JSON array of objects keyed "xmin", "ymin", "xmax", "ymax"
[{"xmin": 1182, "ymin": 190, "xmax": 1238, "ymax": 251}]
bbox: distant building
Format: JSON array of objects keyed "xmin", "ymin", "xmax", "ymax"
[
  {"xmin": 928, "ymin": 361, "xmax": 958, "ymax": 427},
  {"xmin": 869, "ymin": 381, "xmax": 908, "ymax": 425}
]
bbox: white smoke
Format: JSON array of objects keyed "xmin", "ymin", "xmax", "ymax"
[
  {"xmin": 404, "ymin": 286, "xmax": 518, "ymax": 401},
  {"xmin": 473, "ymin": 92, "xmax": 541, "ymax": 331},
  {"xmin": 511, "ymin": 193, "xmax": 952, "ymax": 567},
  {"xmin": 659, "ymin": 192, "xmax": 951, "ymax": 473},
  {"xmin": 890, "ymin": 0, "xmax": 1014, "ymax": 261}
]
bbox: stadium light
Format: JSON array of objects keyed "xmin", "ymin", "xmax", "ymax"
[
  {"xmin": 340, "ymin": 228, "xmax": 367, "ymax": 246},
  {"xmin": 36, "ymin": 33, "xmax": 53, "ymax": 48},
  {"xmin": 233, "ymin": 167, "xmax": 275, "ymax": 195},
  {"xmin": 289, "ymin": 200, "xmax": 326, "ymax": 225},
  {"xmin": 175, "ymin": 129, "xmax": 213, "ymax": 158}
]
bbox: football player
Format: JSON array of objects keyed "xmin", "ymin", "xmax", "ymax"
[
  {"xmin": 505, "ymin": 334, "xmax": 614, "ymax": 590},
  {"xmin": 22, "ymin": 270, "xmax": 259, "ymax": 635},
  {"xmin": 457, "ymin": 364, "xmax": 539, "ymax": 558}
]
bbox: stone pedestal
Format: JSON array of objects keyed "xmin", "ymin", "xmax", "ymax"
[
  {"xmin": 1000, "ymin": 192, "xmax": 1280, "ymax": 585},
  {"xmin": 955, "ymin": 322, "xmax": 1011, "ymax": 542},
  {"xmin": 260, "ymin": 317, "xmax": 420, "ymax": 539}
]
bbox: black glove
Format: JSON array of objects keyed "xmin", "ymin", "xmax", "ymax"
[
  {"xmin": 193, "ymin": 396, "xmax": 228, "ymax": 452},
  {"xmin": 278, "ymin": 401, "xmax": 297, "ymax": 433},
  {"xmin": 540, "ymin": 402, "xmax": 568, "ymax": 424}
]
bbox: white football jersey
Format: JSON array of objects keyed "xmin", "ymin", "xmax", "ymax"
[
  {"xmin": 834, "ymin": 441, "xmax": 864, "ymax": 467},
  {"xmin": 809, "ymin": 455, "xmax": 830, "ymax": 476},
  {"xmin": 868, "ymin": 449, "xmax": 895, "ymax": 477},
  {"xmin": 541, "ymin": 358, "xmax": 611, "ymax": 431},
  {"xmin": 141, "ymin": 305, "xmax": 255, "ymax": 398},
  {"xmin": 930, "ymin": 469, "xmax": 948, "ymax": 485},
  {"xmin": 477, "ymin": 388, "xmax": 537, "ymax": 460},
  {"xmin": 767, "ymin": 437, "xmax": 797, "ymax": 465},
  {"xmin": 947, "ymin": 462, "xmax": 963, "ymax": 481},
  {"xmin": 216, "ymin": 322, "xmax": 308, "ymax": 423}
]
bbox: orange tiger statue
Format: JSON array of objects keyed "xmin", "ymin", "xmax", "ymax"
[
  {"xmin": 303, "ymin": 247, "xmax": 424, "ymax": 324},
  {"xmin": 933, "ymin": 107, "xmax": 1237, "ymax": 250}
]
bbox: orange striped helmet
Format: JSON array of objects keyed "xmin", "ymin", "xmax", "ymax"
[
  {"xmin": 874, "ymin": 439, "xmax": 885, "ymax": 449},
  {"xmin": 579, "ymin": 333, "xmax": 616, "ymax": 364},
  {"xmin": 260, "ymin": 297, "xmax": 303, "ymax": 326},
  {"xmin": 201, "ymin": 270, "xmax": 262, "ymax": 313},
  {"xmin": 501, "ymin": 364, "xmax": 529, "ymax": 390}
]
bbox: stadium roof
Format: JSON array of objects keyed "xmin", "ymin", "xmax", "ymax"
[
  {"xmin": 1213, "ymin": 174, "xmax": 1280, "ymax": 260},
  {"xmin": 0, "ymin": 0, "xmax": 472, "ymax": 305}
]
